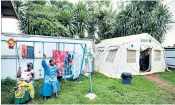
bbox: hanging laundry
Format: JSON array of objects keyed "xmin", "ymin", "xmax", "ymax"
[
  {"xmin": 72, "ymin": 53, "xmax": 81, "ymax": 79},
  {"xmin": 88, "ymin": 49, "xmax": 94, "ymax": 62},
  {"xmin": 82, "ymin": 53, "xmax": 93, "ymax": 76},
  {"xmin": 83, "ymin": 54, "xmax": 89, "ymax": 74},
  {"xmin": 68, "ymin": 55, "xmax": 73, "ymax": 67},
  {"xmin": 52, "ymin": 50, "xmax": 69, "ymax": 73},
  {"xmin": 88, "ymin": 50, "xmax": 93, "ymax": 72},
  {"xmin": 34, "ymin": 44, "xmax": 43, "ymax": 58},
  {"xmin": 18, "ymin": 45, "xmax": 22, "ymax": 59},
  {"xmin": 84, "ymin": 65, "xmax": 88, "ymax": 74},
  {"xmin": 22, "ymin": 44, "xmax": 27, "ymax": 57},
  {"xmin": 27, "ymin": 46, "xmax": 34, "ymax": 59},
  {"xmin": 64, "ymin": 52, "xmax": 73, "ymax": 75},
  {"xmin": 89, "ymin": 59, "xmax": 93, "ymax": 72}
]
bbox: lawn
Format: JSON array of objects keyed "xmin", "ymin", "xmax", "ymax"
[
  {"xmin": 156, "ymin": 69, "xmax": 175, "ymax": 86},
  {"xmin": 1, "ymin": 72, "xmax": 175, "ymax": 104}
]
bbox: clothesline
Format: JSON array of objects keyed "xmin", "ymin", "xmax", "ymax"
[
  {"xmin": 1, "ymin": 39, "xmax": 87, "ymax": 45},
  {"xmin": 1, "ymin": 39, "xmax": 94, "ymax": 94}
]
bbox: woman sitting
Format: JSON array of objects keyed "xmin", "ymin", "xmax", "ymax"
[{"xmin": 12, "ymin": 62, "xmax": 35, "ymax": 104}]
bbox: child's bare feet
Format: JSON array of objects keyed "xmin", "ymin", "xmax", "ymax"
[
  {"xmin": 44, "ymin": 97, "xmax": 47, "ymax": 101},
  {"xmin": 55, "ymin": 93, "xmax": 59, "ymax": 98}
]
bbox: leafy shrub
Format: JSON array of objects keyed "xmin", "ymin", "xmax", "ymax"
[
  {"xmin": 168, "ymin": 67, "xmax": 175, "ymax": 72},
  {"xmin": 1, "ymin": 77, "xmax": 17, "ymax": 92}
]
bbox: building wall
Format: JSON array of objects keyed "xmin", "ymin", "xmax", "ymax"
[
  {"xmin": 1, "ymin": 34, "xmax": 93, "ymax": 80},
  {"xmin": 1, "ymin": 16, "xmax": 21, "ymax": 34}
]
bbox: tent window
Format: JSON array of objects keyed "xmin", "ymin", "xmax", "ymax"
[
  {"xmin": 106, "ymin": 49, "xmax": 118, "ymax": 63},
  {"xmin": 154, "ymin": 50, "xmax": 161, "ymax": 61},
  {"xmin": 127, "ymin": 50, "xmax": 136, "ymax": 63},
  {"xmin": 96, "ymin": 49, "xmax": 104, "ymax": 61}
]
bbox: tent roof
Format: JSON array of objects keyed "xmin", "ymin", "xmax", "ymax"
[{"xmin": 98, "ymin": 33, "xmax": 162, "ymax": 46}]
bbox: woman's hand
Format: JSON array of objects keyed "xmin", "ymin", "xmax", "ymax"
[
  {"xmin": 43, "ymin": 54, "xmax": 46, "ymax": 59},
  {"xmin": 17, "ymin": 67, "xmax": 22, "ymax": 77}
]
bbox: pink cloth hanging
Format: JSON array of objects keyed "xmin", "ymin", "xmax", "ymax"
[
  {"xmin": 22, "ymin": 44, "xmax": 27, "ymax": 57},
  {"xmin": 83, "ymin": 54, "xmax": 88, "ymax": 74},
  {"xmin": 52, "ymin": 50, "xmax": 69, "ymax": 73},
  {"xmin": 83, "ymin": 65, "xmax": 88, "ymax": 74}
]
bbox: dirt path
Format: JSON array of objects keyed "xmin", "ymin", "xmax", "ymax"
[{"xmin": 145, "ymin": 74, "xmax": 175, "ymax": 91}]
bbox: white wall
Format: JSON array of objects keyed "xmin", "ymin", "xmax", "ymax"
[
  {"xmin": 1, "ymin": 17, "xmax": 21, "ymax": 34},
  {"xmin": 1, "ymin": 34, "xmax": 93, "ymax": 79}
]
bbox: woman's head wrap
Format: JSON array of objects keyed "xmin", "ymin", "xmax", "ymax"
[{"xmin": 27, "ymin": 62, "xmax": 33, "ymax": 68}]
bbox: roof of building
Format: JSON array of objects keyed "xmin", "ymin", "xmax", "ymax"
[
  {"xmin": 1, "ymin": 0, "xmax": 18, "ymax": 18},
  {"xmin": 1, "ymin": 32, "xmax": 93, "ymax": 41}
]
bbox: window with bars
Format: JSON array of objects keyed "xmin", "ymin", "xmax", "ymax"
[
  {"xmin": 106, "ymin": 49, "xmax": 118, "ymax": 63},
  {"xmin": 96, "ymin": 49, "xmax": 104, "ymax": 61},
  {"xmin": 127, "ymin": 50, "xmax": 136, "ymax": 63},
  {"xmin": 154, "ymin": 50, "xmax": 161, "ymax": 61}
]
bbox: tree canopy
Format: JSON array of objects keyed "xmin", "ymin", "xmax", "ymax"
[
  {"xmin": 113, "ymin": 1, "xmax": 173, "ymax": 42},
  {"xmin": 13, "ymin": 0, "xmax": 172, "ymax": 43}
]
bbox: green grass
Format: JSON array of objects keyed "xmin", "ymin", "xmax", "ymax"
[
  {"xmin": 156, "ymin": 70, "xmax": 175, "ymax": 86},
  {"xmin": 1, "ymin": 72, "xmax": 175, "ymax": 104}
]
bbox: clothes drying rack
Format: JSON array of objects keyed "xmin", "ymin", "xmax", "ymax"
[{"xmin": 1, "ymin": 39, "xmax": 93, "ymax": 93}]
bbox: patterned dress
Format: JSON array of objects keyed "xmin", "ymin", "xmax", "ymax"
[
  {"xmin": 14, "ymin": 80, "xmax": 34, "ymax": 99},
  {"xmin": 13, "ymin": 70, "xmax": 35, "ymax": 104}
]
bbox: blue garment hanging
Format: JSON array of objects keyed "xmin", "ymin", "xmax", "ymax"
[
  {"xmin": 27, "ymin": 46, "xmax": 34, "ymax": 59},
  {"xmin": 64, "ymin": 53, "xmax": 73, "ymax": 75}
]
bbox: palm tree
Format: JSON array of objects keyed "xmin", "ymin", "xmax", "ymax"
[
  {"xmin": 113, "ymin": 1, "xmax": 172, "ymax": 42},
  {"xmin": 13, "ymin": 0, "xmax": 23, "ymax": 14},
  {"xmin": 74, "ymin": 2, "xmax": 90, "ymax": 38}
]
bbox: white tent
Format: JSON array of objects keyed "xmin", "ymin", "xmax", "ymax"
[{"xmin": 95, "ymin": 33, "xmax": 167, "ymax": 78}]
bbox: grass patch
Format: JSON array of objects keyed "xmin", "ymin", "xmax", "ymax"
[
  {"xmin": 156, "ymin": 71, "xmax": 175, "ymax": 86},
  {"xmin": 1, "ymin": 72, "xmax": 175, "ymax": 104}
]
